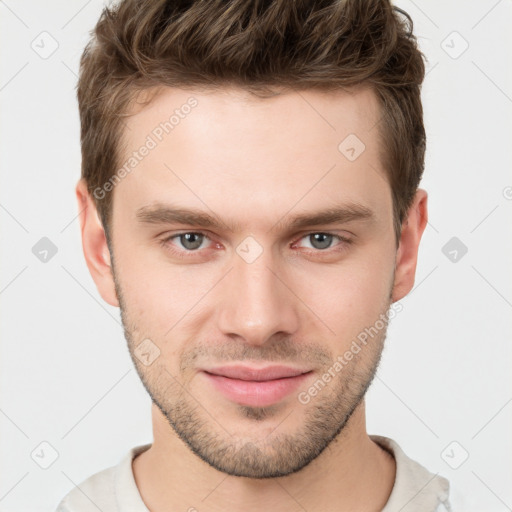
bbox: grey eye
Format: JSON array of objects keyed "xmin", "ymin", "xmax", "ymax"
[
  {"xmin": 178, "ymin": 233, "xmax": 205, "ymax": 250},
  {"xmin": 308, "ymin": 233, "xmax": 333, "ymax": 250}
]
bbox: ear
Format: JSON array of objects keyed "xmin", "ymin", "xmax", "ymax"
[
  {"xmin": 76, "ymin": 178, "xmax": 119, "ymax": 307},
  {"xmin": 391, "ymin": 189, "xmax": 428, "ymax": 302}
]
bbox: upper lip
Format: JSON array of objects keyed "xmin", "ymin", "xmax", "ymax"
[{"xmin": 202, "ymin": 365, "xmax": 312, "ymax": 381}]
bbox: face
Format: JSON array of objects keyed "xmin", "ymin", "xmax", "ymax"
[{"xmin": 91, "ymin": 86, "xmax": 409, "ymax": 478}]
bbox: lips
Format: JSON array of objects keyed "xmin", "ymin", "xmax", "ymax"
[
  {"xmin": 204, "ymin": 365, "xmax": 309, "ymax": 381},
  {"xmin": 201, "ymin": 365, "xmax": 313, "ymax": 408}
]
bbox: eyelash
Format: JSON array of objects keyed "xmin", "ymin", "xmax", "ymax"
[{"xmin": 158, "ymin": 231, "xmax": 353, "ymax": 259}]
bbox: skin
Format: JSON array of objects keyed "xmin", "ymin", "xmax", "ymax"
[{"xmin": 76, "ymin": 85, "xmax": 428, "ymax": 511}]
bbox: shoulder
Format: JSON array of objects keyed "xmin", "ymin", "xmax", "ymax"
[
  {"xmin": 55, "ymin": 444, "xmax": 152, "ymax": 512},
  {"xmin": 371, "ymin": 435, "xmax": 452, "ymax": 512},
  {"xmin": 55, "ymin": 464, "xmax": 118, "ymax": 512}
]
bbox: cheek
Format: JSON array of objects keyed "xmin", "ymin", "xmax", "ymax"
[
  {"xmin": 115, "ymin": 242, "xmax": 222, "ymax": 343},
  {"xmin": 294, "ymin": 251, "xmax": 394, "ymax": 339}
]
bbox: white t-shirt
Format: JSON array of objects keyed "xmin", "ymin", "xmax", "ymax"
[{"xmin": 55, "ymin": 435, "xmax": 451, "ymax": 511}]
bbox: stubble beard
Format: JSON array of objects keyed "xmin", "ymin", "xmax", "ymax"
[{"xmin": 113, "ymin": 266, "xmax": 390, "ymax": 479}]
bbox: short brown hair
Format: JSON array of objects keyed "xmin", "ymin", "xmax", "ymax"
[{"xmin": 77, "ymin": 0, "xmax": 426, "ymax": 245}]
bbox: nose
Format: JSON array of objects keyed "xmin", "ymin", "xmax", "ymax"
[{"xmin": 215, "ymin": 247, "xmax": 300, "ymax": 346}]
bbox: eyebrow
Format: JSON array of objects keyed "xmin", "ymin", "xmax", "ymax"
[{"xmin": 135, "ymin": 202, "xmax": 376, "ymax": 233}]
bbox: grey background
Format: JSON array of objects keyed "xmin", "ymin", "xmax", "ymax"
[{"xmin": 1, "ymin": 1, "xmax": 511, "ymax": 510}]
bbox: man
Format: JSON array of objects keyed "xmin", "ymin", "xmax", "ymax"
[{"xmin": 56, "ymin": 0, "xmax": 451, "ymax": 510}]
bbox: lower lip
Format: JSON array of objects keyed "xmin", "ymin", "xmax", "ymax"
[{"xmin": 202, "ymin": 371, "xmax": 312, "ymax": 408}]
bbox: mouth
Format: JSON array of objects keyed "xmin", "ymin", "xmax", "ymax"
[{"xmin": 201, "ymin": 364, "xmax": 313, "ymax": 408}]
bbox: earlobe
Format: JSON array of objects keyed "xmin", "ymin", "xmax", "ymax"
[
  {"xmin": 391, "ymin": 189, "xmax": 428, "ymax": 303},
  {"xmin": 76, "ymin": 179, "xmax": 119, "ymax": 307}
]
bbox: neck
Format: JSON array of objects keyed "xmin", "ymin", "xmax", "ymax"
[{"xmin": 133, "ymin": 401, "xmax": 396, "ymax": 512}]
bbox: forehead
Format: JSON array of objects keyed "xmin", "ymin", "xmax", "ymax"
[
  {"xmin": 123, "ymin": 84, "xmax": 382, "ymax": 160},
  {"xmin": 113, "ymin": 85, "xmax": 390, "ymax": 229},
  {"xmin": 126, "ymin": 84, "xmax": 381, "ymax": 144}
]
